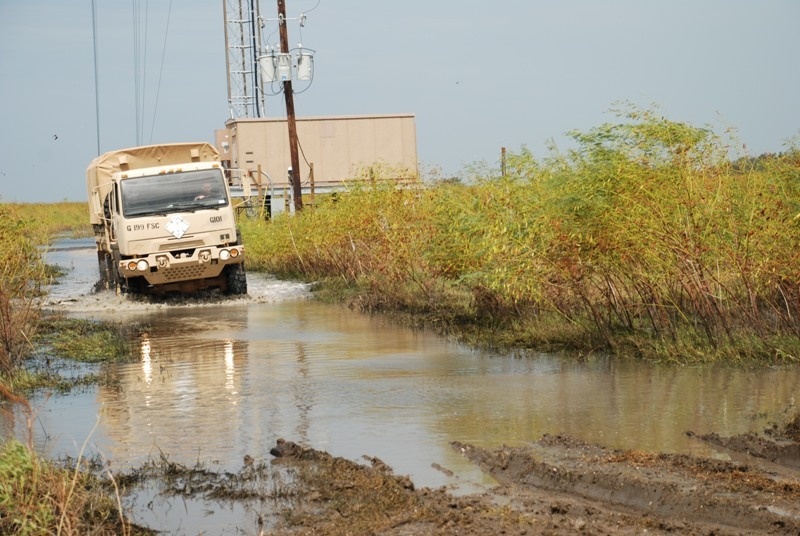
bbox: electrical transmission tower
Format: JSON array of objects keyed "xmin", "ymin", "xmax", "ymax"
[{"xmin": 223, "ymin": 0, "xmax": 264, "ymax": 119}]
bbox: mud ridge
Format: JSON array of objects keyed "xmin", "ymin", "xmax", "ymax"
[
  {"xmin": 453, "ymin": 434, "xmax": 800, "ymax": 534},
  {"xmin": 268, "ymin": 430, "xmax": 800, "ymax": 535},
  {"xmin": 113, "ymin": 426, "xmax": 800, "ymax": 534},
  {"xmin": 690, "ymin": 427, "xmax": 800, "ymax": 472}
]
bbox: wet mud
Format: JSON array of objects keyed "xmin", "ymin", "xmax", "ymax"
[
  {"xmin": 116, "ymin": 417, "xmax": 800, "ymax": 535},
  {"xmin": 450, "ymin": 430, "xmax": 800, "ymax": 535}
]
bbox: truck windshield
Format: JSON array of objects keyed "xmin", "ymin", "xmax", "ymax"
[{"xmin": 121, "ymin": 169, "xmax": 229, "ymax": 217}]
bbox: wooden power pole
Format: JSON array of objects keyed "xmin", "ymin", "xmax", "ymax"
[{"xmin": 278, "ymin": 0, "xmax": 303, "ymax": 211}]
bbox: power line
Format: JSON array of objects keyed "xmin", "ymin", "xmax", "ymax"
[
  {"xmin": 132, "ymin": 0, "xmax": 143, "ymax": 144},
  {"xmin": 148, "ymin": 0, "xmax": 173, "ymax": 143},
  {"xmin": 91, "ymin": 0, "xmax": 101, "ymax": 155}
]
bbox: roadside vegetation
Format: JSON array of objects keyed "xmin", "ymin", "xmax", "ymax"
[
  {"xmin": 1, "ymin": 372, "xmax": 150, "ymax": 534},
  {"xmin": 0, "ymin": 201, "xmax": 145, "ymax": 534},
  {"xmin": 0, "ymin": 203, "xmax": 51, "ymax": 378},
  {"xmin": 36, "ymin": 317, "xmax": 136, "ymax": 364},
  {"xmin": 0, "ymin": 434, "xmax": 152, "ymax": 535},
  {"xmin": 8, "ymin": 201, "xmax": 91, "ymax": 242},
  {"xmin": 0, "ymin": 201, "xmax": 117, "ymax": 388},
  {"xmin": 242, "ymin": 105, "xmax": 800, "ymax": 363}
]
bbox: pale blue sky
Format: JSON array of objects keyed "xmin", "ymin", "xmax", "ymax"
[{"xmin": 1, "ymin": 1, "xmax": 798, "ymax": 202}]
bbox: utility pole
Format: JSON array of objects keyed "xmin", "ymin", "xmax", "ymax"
[{"xmin": 278, "ymin": 0, "xmax": 303, "ymax": 211}]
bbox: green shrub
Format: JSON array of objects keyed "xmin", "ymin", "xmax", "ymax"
[
  {"xmin": 0, "ymin": 438, "xmax": 142, "ymax": 535},
  {"xmin": 8, "ymin": 202, "xmax": 91, "ymax": 241},
  {"xmin": 0, "ymin": 203, "xmax": 50, "ymax": 375},
  {"xmin": 240, "ymin": 106, "xmax": 800, "ymax": 362},
  {"xmin": 0, "ymin": 440, "xmax": 55, "ymax": 535}
]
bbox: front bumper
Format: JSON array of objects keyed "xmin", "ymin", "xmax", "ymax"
[{"xmin": 118, "ymin": 245, "xmax": 244, "ymax": 285}]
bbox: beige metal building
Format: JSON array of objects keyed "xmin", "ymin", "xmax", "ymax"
[{"xmin": 216, "ymin": 113, "xmax": 417, "ymax": 214}]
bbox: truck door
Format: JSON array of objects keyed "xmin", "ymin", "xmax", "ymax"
[{"xmin": 107, "ymin": 183, "xmax": 120, "ymax": 241}]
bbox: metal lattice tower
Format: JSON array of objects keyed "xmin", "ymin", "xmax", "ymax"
[{"xmin": 223, "ymin": 0, "xmax": 264, "ymax": 118}]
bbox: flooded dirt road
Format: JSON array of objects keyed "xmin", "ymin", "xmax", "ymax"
[{"xmin": 8, "ymin": 238, "xmax": 800, "ymax": 533}]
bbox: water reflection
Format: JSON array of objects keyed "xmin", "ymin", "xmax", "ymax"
[
  {"xmin": 140, "ymin": 334, "xmax": 152, "ymax": 386},
  {"xmin": 19, "ymin": 298, "xmax": 800, "ymax": 493},
  {"xmin": 80, "ymin": 304, "xmax": 799, "ymax": 486},
  {"xmin": 94, "ymin": 320, "xmax": 254, "ymax": 470},
  {"xmin": 224, "ymin": 339, "xmax": 236, "ymax": 396}
]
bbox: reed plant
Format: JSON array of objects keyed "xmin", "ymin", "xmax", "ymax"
[
  {"xmin": 242, "ymin": 105, "xmax": 800, "ymax": 362},
  {"xmin": 0, "ymin": 440, "xmax": 130, "ymax": 535},
  {"xmin": 0, "ymin": 385, "xmax": 148, "ymax": 535},
  {"xmin": 0, "ymin": 201, "xmax": 147, "ymax": 533},
  {"xmin": 8, "ymin": 202, "xmax": 91, "ymax": 242},
  {"xmin": 0, "ymin": 203, "xmax": 52, "ymax": 376},
  {"xmin": 531, "ymin": 106, "xmax": 800, "ymax": 358}
]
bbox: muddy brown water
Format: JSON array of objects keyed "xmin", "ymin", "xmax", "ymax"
[{"xmin": 5, "ymin": 238, "xmax": 800, "ymax": 534}]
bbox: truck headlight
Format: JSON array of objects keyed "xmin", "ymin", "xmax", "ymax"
[
  {"xmin": 219, "ymin": 249, "xmax": 231, "ymax": 261},
  {"xmin": 136, "ymin": 259, "xmax": 149, "ymax": 271}
]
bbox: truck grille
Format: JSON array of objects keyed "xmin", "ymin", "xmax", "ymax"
[{"xmin": 163, "ymin": 265, "xmax": 207, "ymax": 281}]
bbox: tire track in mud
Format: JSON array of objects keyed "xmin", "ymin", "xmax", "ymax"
[{"xmin": 452, "ymin": 433, "xmax": 800, "ymax": 534}]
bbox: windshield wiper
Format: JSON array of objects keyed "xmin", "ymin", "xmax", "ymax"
[{"xmin": 165, "ymin": 202, "xmax": 201, "ymax": 213}]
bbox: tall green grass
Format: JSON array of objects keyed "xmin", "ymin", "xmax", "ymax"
[
  {"xmin": 0, "ymin": 386, "xmax": 145, "ymax": 536},
  {"xmin": 0, "ymin": 198, "xmax": 145, "ymax": 533},
  {"xmin": 0, "ymin": 204, "xmax": 52, "ymax": 375},
  {"xmin": 241, "ymin": 106, "xmax": 800, "ymax": 362},
  {"xmin": 0, "ymin": 440, "xmax": 130, "ymax": 535},
  {"xmin": 8, "ymin": 202, "xmax": 91, "ymax": 242}
]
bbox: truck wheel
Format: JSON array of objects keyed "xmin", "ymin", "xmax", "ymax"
[
  {"xmin": 96, "ymin": 252, "xmax": 109, "ymax": 290},
  {"xmin": 96, "ymin": 252, "xmax": 117, "ymax": 291},
  {"xmin": 224, "ymin": 263, "xmax": 248, "ymax": 295},
  {"xmin": 121, "ymin": 276, "xmax": 144, "ymax": 295},
  {"xmin": 109, "ymin": 255, "xmax": 124, "ymax": 294}
]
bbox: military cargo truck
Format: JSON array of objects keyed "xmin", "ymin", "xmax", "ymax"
[{"xmin": 86, "ymin": 142, "xmax": 247, "ymax": 295}]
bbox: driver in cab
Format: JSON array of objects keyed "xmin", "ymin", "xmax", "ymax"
[{"xmin": 194, "ymin": 182, "xmax": 215, "ymax": 201}]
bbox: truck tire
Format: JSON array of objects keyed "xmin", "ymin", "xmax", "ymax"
[
  {"xmin": 224, "ymin": 263, "xmax": 248, "ymax": 295},
  {"xmin": 96, "ymin": 251, "xmax": 109, "ymax": 290},
  {"xmin": 96, "ymin": 251, "xmax": 117, "ymax": 291},
  {"xmin": 121, "ymin": 276, "xmax": 145, "ymax": 295}
]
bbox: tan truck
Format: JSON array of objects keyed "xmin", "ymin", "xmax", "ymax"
[{"xmin": 86, "ymin": 142, "xmax": 247, "ymax": 295}]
